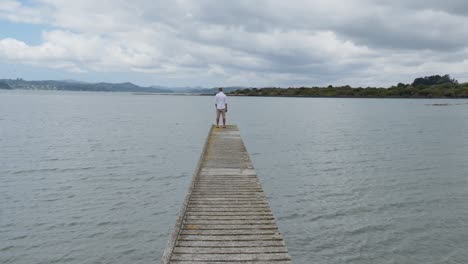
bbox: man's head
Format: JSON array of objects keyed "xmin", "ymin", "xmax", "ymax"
[{"xmin": 218, "ymin": 87, "xmax": 223, "ymax": 92}]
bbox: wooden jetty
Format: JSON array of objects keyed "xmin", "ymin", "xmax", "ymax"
[{"xmin": 161, "ymin": 125, "xmax": 292, "ymax": 264}]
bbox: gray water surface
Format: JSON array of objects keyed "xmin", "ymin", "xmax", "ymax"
[{"xmin": 1, "ymin": 90, "xmax": 468, "ymax": 264}]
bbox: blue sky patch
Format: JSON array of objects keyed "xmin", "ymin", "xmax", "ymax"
[{"xmin": 0, "ymin": 19, "xmax": 51, "ymax": 45}]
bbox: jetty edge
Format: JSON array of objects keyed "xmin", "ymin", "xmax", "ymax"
[{"xmin": 161, "ymin": 124, "xmax": 292, "ymax": 264}]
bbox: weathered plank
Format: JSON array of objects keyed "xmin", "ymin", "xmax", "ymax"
[
  {"xmin": 183, "ymin": 220, "xmax": 277, "ymax": 225},
  {"xmin": 170, "ymin": 262, "xmax": 292, "ymax": 264},
  {"xmin": 188, "ymin": 202, "xmax": 269, "ymax": 206},
  {"xmin": 185, "ymin": 212, "xmax": 274, "ymax": 217},
  {"xmin": 170, "ymin": 261, "xmax": 291, "ymax": 264},
  {"xmin": 173, "ymin": 247, "xmax": 288, "ymax": 254},
  {"xmin": 171, "ymin": 253, "xmax": 291, "ymax": 261},
  {"xmin": 187, "ymin": 207, "xmax": 271, "ymax": 211},
  {"xmin": 180, "ymin": 229, "xmax": 279, "ymax": 235},
  {"xmin": 190, "ymin": 193, "xmax": 265, "ymax": 196},
  {"xmin": 179, "ymin": 234, "xmax": 284, "ymax": 241},
  {"xmin": 187, "ymin": 208, "xmax": 272, "ymax": 212},
  {"xmin": 175, "ymin": 240, "xmax": 287, "ymax": 248},
  {"xmin": 193, "ymin": 187, "xmax": 263, "ymax": 190},
  {"xmin": 190, "ymin": 193, "xmax": 264, "ymax": 196},
  {"xmin": 188, "ymin": 203, "xmax": 269, "ymax": 207},
  {"xmin": 194, "ymin": 184, "xmax": 261, "ymax": 187},
  {"xmin": 184, "ymin": 216, "xmax": 275, "ymax": 221},
  {"xmin": 161, "ymin": 125, "xmax": 291, "ymax": 264},
  {"xmin": 182, "ymin": 224, "xmax": 278, "ymax": 229}
]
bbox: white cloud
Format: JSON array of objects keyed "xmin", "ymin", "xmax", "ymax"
[
  {"xmin": 0, "ymin": 0, "xmax": 468, "ymax": 86},
  {"xmin": 0, "ymin": 0, "xmax": 49, "ymax": 23}
]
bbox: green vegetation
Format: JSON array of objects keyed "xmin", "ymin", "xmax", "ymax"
[
  {"xmin": 412, "ymin": 74, "xmax": 458, "ymax": 86},
  {"xmin": 230, "ymin": 75, "xmax": 468, "ymax": 98}
]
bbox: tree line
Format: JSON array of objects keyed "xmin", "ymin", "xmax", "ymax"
[{"xmin": 230, "ymin": 75, "xmax": 468, "ymax": 98}]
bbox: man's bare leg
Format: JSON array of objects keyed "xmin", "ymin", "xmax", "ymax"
[
  {"xmin": 222, "ymin": 117, "xmax": 226, "ymax": 128},
  {"xmin": 216, "ymin": 109, "xmax": 220, "ymax": 128}
]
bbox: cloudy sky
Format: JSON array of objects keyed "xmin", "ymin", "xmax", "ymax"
[{"xmin": 1, "ymin": 0, "xmax": 468, "ymax": 87}]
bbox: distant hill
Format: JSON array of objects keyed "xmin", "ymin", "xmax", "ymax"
[
  {"xmin": 151, "ymin": 86, "xmax": 208, "ymax": 93},
  {"xmin": 0, "ymin": 79, "xmax": 173, "ymax": 93},
  {"xmin": 185, "ymin": 87, "xmax": 247, "ymax": 94},
  {"xmin": 0, "ymin": 81, "xmax": 13, "ymax": 89},
  {"xmin": 1, "ymin": 79, "xmax": 248, "ymax": 94},
  {"xmin": 152, "ymin": 86, "xmax": 246, "ymax": 94},
  {"xmin": 60, "ymin": 79, "xmax": 89, "ymax": 84}
]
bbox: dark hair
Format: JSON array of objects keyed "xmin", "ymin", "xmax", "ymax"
[{"xmin": 218, "ymin": 87, "xmax": 223, "ymax": 91}]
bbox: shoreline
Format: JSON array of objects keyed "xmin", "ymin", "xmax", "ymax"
[
  {"xmin": 3, "ymin": 89, "xmax": 468, "ymax": 99},
  {"xmin": 227, "ymin": 94, "xmax": 468, "ymax": 99}
]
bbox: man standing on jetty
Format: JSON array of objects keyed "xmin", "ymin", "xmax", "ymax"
[{"xmin": 215, "ymin": 87, "xmax": 228, "ymax": 128}]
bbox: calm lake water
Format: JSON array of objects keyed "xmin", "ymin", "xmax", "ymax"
[{"xmin": 1, "ymin": 90, "xmax": 468, "ymax": 264}]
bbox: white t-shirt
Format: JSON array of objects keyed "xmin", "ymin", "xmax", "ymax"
[{"xmin": 215, "ymin": 92, "xmax": 227, "ymax": 109}]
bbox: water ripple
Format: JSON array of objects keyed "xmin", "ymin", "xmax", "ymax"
[{"xmin": 1, "ymin": 92, "xmax": 468, "ymax": 264}]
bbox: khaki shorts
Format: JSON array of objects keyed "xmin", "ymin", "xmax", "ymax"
[{"xmin": 216, "ymin": 108, "xmax": 226, "ymax": 119}]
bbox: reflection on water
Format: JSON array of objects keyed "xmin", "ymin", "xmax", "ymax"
[{"xmin": 1, "ymin": 90, "xmax": 468, "ymax": 264}]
